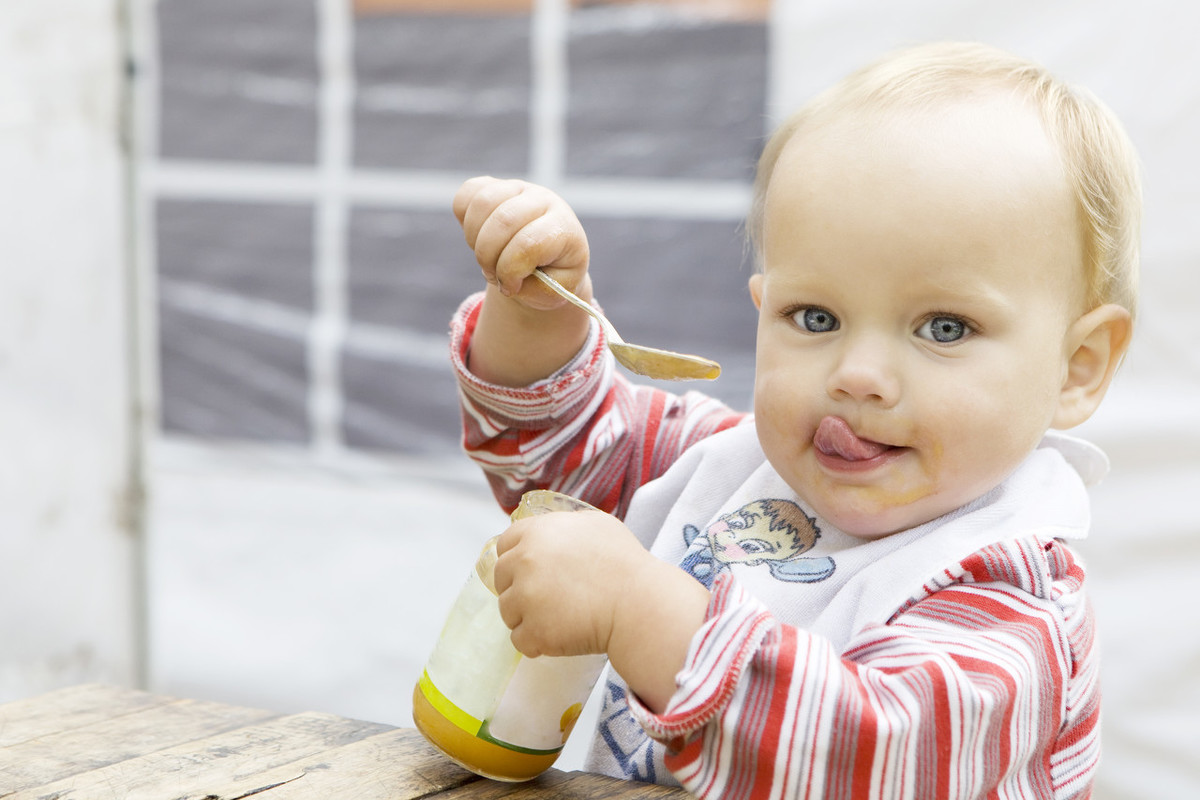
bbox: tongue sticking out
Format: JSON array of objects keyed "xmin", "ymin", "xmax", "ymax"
[{"xmin": 814, "ymin": 416, "xmax": 890, "ymax": 462}]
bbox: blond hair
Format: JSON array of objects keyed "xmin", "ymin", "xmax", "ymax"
[{"xmin": 748, "ymin": 42, "xmax": 1142, "ymax": 318}]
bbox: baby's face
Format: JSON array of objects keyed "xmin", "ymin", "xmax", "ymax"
[{"xmin": 750, "ymin": 95, "xmax": 1086, "ymax": 539}]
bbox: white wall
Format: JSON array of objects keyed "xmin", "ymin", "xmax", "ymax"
[{"xmin": 0, "ymin": 1, "xmax": 138, "ymax": 699}]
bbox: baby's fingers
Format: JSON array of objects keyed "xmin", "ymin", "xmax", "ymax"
[
  {"xmin": 493, "ymin": 214, "xmax": 589, "ymax": 297},
  {"xmin": 471, "ymin": 190, "xmax": 553, "ymax": 277},
  {"xmin": 451, "ymin": 176, "xmax": 487, "ymax": 224},
  {"xmin": 456, "ymin": 179, "xmax": 536, "ymax": 256},
  {"xmin": 453, "ymin": 175, "xmax": 511, "ymax": 229}
]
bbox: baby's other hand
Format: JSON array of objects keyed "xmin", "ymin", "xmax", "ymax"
[
  {"xmin": 492, "ymin": 510, "xmax": 649, "ymax": 659},
  {"xmin": 452, "ymin": 176, "xmax": 590, "ymax": 310}
]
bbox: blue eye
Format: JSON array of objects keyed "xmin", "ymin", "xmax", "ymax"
[
  {"xmin": 794, "ymin": 307, "xmax": 839, "ymax": 333},
  {"xmin": 918, "ymin": 316, "xmax": 969, "ymax": 343}
]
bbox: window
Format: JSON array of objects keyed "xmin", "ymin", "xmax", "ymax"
[{"xmin": 151, "ymin": 0, "xmax": 766, "ymax": 457}]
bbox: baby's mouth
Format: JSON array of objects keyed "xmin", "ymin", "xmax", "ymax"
[{"xmin": 814, "ymin": 416, "xmax": 896, "ymax": 462}]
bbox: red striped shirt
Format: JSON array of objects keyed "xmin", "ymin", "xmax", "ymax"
[{"xmin": 451, "ymin": 295, "xmax": 1099, "ymax": 798}]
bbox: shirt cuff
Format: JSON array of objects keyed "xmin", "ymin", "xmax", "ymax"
[
  {"xmin": 626, "ymin": 573, "xmax": 776, "ymax": 747},
  {"xmin": 449, "ymin": 292, "xmax": 611, "ymax": 428}
]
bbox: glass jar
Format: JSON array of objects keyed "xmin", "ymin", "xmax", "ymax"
[{"xmin": 412, "ymin": 490, "xmax": 609, "ymax": 781}]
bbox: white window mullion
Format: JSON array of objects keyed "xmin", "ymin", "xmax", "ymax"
[
  {"xmin": 530, "ymin": 0, "xmax": 569, "ymax": 187},
  {"xmin": 312, "ymin": 0, "xmax": 354, "ymax": 458}
]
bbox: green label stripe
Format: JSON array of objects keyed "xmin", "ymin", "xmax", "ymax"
[
  {"xmin": 419, "ymin": 670, "xmax": 482, "ymax": 736},
  {"xmin": 478, "ymin": 719, "xmax": 563, "ymax": 756}
]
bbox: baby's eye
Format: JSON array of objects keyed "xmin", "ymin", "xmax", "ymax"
[
  {"xmin": 917, "ymin": 315, "xmax": 970, "ymax": 343},
  {"xmin": 793, "ymin": 307, "xmax": 839, "ymax": 333}
]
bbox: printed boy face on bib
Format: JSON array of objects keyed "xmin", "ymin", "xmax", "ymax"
[{"xmin": 679, "ymin": 498, "xmax": 836, "ymax": 590}]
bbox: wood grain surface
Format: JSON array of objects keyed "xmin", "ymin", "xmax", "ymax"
[{"xmin": 0, "ymin": 685, "xmax": 688, "ymax": 799}]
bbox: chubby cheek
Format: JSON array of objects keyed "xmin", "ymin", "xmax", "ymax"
[
  {"xmin": 752, "ymin": 363, "xmax": 808, "ymax": 439},
  {"xmin": 914, "ymin": 387, "xmax": 1046, "ymax": 508},
  {"xmin": 752, "ymin": 386, "xmax": 826, "ymax": 502},
  {"xmin": 752, "ymin": 397, "xmax": 807, "ymax": 478}
]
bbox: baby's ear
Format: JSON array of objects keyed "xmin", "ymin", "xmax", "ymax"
[
  {"xmin": 1052, "ymin": 304, "xmax": 1133, "ymax": 429},
  {"xmin": 749, "ymin": 273, "xmax": 764, "ymax": 310}
]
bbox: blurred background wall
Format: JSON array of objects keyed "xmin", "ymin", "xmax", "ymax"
[
  {"xmin": 0, "ymin": 0, "xmax": 139, "ymax": 699},
  {"xmin": 2, "ymin": 0, "xmax": 1197, "ymax": 796}
]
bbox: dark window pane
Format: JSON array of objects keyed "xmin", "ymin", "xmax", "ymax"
[
  {"xmin": 156, "ymin": 199, "xmax": 315, "ymax": 443},
  {"xmin": 347, "ymin": 206, "xmax": 478, "ymax": 331},
  {"xmin": 156, "ymin": 199, "xmax": 315, "ymax": 311},
  {"xmin": 157, "ymin": 0, "xmax": 319, "ymax": 164},
  {"xmin": 567, "ymin": 7, "xmax": 768, "ymax": 179},
  {"xmin": 341, "ymin": 205, "xmax": 481, "ymax": 453},
  {"xmin": 354, "ymin": 14, "xmax": 532, "ymax": 173},
  {"xmin": 158, "ymin": 305, "xmax": 310, "ymax": 443},
  {"xmin": 341, "ymin": 352, "xmax": 462, "ymax": 454}
]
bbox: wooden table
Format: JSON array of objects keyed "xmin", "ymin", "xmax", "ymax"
[{"xmin": 0, "ymin": 684, "xmax": 689, "ymax": 799}]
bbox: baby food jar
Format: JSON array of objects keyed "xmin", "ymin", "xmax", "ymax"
[{"xmin": 412, "ymin": 490, "xmax": 608, "ymax": 782}]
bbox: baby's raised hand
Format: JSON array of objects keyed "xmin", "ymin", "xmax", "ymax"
[{"xmin": 452, "ymin": 176, "xmax": 590, "ymax": 310}]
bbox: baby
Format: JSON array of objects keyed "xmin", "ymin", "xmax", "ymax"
[{"xmin": 448, "ymin": 42, "xmax": 1139, "ymax": 799}]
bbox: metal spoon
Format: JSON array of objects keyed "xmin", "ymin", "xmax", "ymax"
[{"xmin": 533, "ymin": 268, "xmax": 721, "ymax": 381}]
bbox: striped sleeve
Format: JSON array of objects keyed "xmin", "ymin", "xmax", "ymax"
[
  {"xmin": 629, "ymin": 536, "xmax": 1100, "ymax": 800},
  {"xmin": 450, "ymin": 293, "xmax": 748, "ymax": 517}
]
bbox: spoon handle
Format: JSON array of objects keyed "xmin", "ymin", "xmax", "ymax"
[{"xmin": 532, "ymin": 269, "xmax": 623, "ymax": 344}]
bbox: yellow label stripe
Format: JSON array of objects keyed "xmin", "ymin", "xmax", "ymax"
[{"xmin": 418, "ymin": 670, "xmax": 483, "ymax": 737}]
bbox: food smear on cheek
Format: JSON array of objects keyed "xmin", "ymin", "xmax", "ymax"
[{"xmin": 815, "ymin": 439, "xmax": 943, "ymax": 524}]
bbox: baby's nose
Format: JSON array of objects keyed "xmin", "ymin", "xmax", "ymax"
[{"xmin": 825, "ymin": 337, "xmax": 901, "ymax": 407}]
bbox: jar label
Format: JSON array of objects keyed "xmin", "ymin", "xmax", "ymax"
[{"xmin": 418, "ymin": 668, "xmax": 563, "ymax": 755}]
